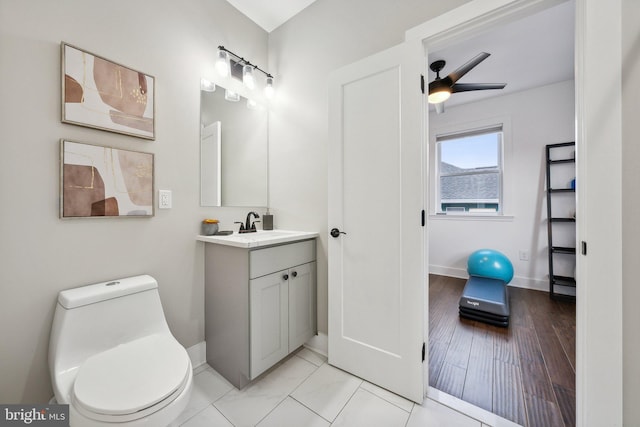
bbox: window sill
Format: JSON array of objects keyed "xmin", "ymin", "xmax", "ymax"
[{"xmin": 429, "ymin": 213, "xmax": 514, "ymax": 222}]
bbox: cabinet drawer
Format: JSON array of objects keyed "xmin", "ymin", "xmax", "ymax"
[{"xmin": 250, "ymin": 239, "xmax": 316, "ymax": 279}]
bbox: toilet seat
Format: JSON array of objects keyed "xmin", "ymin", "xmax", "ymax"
[{"xmin": 72, "ymin": 334, "xmax": 191, "ymax": 422}]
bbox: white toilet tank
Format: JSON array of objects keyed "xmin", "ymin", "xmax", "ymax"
[{"xmin": 49, "ymin": 275, "xmax": 174, "ymax": 402}]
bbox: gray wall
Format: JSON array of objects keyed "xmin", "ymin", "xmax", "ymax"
[
  {"xmin": 622, "ymin": 0, "xmax": 640, "ymax": 423},
  {"xmin": 267, "ymin": 0, "xmax": 471, "ymax": 333},
  {"xmin": 0, "ymin": 0, "xmax": 268, "ymax": 403}
]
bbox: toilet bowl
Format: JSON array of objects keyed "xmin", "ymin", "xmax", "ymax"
[{"xmin": 49, "ymin": 275, "xmax": 193, "ymax": 427}]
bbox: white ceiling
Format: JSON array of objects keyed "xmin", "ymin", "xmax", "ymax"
[
  {"xmin": 225, "ymin": 0, "xmax": 318, "ymax": 32},
  {"xmin": 428, "ymin": 1, "xmax": 575, "ymax": 109},
  {"xmin": 225, "ymin": 0, "xmax": 574, "ymax": 109}
]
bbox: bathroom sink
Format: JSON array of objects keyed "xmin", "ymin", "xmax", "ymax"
[{"xmin": 197, "ymin": 229, "xmax": 318, "ymax": 248}]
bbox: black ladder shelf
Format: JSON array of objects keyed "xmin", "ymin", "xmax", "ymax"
[{"xmin": 545, "ymin": 142, "xmax": 576, "ymax": 301}]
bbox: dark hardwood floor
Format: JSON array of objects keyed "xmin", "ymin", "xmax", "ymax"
[{"xmin": 429, "ymin": 274, "xmax": 576, "ymax": 427}]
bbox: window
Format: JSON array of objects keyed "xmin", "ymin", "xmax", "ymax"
[{"xmin": 436, "ymin": 125, "xmax": 503, "ymax": 214}]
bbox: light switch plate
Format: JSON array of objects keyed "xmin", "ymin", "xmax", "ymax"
[{"xmin": 159, "ymin": 190, "xmax": 172, "ymax": 209}]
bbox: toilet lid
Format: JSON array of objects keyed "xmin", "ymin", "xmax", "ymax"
[{"xmin": 73, "ymin": 334, "xmax": 190, "ymax": 416}]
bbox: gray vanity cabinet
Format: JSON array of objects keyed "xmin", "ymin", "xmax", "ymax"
[
  {"xmin": 204, "ymin": 238, "xmax": 317, "ymax": 389},
  {"xmin": 286, "ymin": 261, "xmax": 317, "ymax": 352}
]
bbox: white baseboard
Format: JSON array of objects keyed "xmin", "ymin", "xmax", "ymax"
[
  {"xmin": 429, "ymin": 265, "xmax": 548, "ymax": 292},
  {"xmin": 304, "ymin": 332, "xmax": 328, "ymax": 357},
  {"xmin": 429, "ymin": 265, "xmax": 467, "ymax": 279},
  {"xmin": 186, "ymin": 341, "xmax": 207, "ymax": 369},
  {"xmin": 509, "ymin": 275, "xmax": 548, "ymax": 292}
]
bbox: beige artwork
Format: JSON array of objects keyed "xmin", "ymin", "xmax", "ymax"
[
  {"xmin": 62, "ymin": 43, "xmax": 155, "ymax": 139},
  {"xmin": 61, "ymin": 140, "xmax": 154, "ymax": 218}
]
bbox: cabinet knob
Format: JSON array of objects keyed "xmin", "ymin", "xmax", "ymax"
[
  {"xmin": 283, "ymin": 274, "xmax": 289, "ymax": 281},
  {"xmin": 292, "ymin": 271, "xmax": 298, "ymax": 278}
]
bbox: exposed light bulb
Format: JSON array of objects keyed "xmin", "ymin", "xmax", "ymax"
[
  {"xmin": 216, "ymin": 49, "xmax": 230, "ymax": 77},
  {"xmin": 264, "ymin": 76, "xmax": 275, "ymax": 99},
  {"xmin": 243, "ymin": 64, "xmax": 255, "ymax": 90}
]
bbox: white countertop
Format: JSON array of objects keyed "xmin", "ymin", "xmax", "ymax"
[{"xmin": 196, "ymin": 229, "xmax": 319, "ymax": 248}]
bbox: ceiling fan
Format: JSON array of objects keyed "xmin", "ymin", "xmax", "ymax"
[{"xmin": 428, "ymin": 52, "xmax": 506, "ymax": 114}]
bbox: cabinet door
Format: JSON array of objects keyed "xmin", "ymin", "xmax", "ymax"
[
  {"xmin": 289, "ymin": 262, "xmax": 317, "ymax": 352},
  {"xmin": 250, "ymin": 270, "xmax": 289, "ymax": 379}
]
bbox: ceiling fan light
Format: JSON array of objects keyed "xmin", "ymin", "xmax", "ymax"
[{"xmin": 428, "ymin": 89, "xmax": 451, "ymax": 104}]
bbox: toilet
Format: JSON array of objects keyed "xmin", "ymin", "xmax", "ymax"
[{"xmin": 49, "ymin": 275, "xmax": 193, "ymax": 427}]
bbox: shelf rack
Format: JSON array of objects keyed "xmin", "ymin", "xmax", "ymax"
[{"xmin": 545, "ymin": 142, "xmax": 577, "ymax": 301}]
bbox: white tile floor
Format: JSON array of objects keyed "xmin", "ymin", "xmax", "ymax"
[{"xmin": 169, "ymin": 348, "xmax": 492, "ymax": 427}]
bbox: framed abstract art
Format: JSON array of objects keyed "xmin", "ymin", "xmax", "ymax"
[
  {"xmin": 61, "ymin": 43, "xmax": 155, "ymax": 139},
  {"xmin": 60, "ymin": 140, "xmax": 154, "ymax": 218}
]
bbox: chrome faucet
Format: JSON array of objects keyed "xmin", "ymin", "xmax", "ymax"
[{"xmin": 236, "ymin": 211, "xmax": 260, "ymax": 233}]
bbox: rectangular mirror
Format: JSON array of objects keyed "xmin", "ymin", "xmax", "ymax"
[{"xmin": 200, "ymin": 78, "xmax": 268, "ymax": 207}]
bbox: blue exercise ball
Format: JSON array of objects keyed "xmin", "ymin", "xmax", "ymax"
[{"xmin": 467, "ymin": 249, "xmax": 514, "ymax": 284}]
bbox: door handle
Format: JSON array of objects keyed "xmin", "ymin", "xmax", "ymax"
[
  {"xmin": 292, "ymin": 271, "xmax": 298, "ymax": 278},
  {"xmin": 283, "ymin": 274, "xmax": 289, "ymax": 281},
  {"xmin": 330, "ymin": 228, "xmax": 346, "ymax": 238}
]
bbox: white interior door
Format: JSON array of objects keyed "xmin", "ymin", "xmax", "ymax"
[{"xmin": 328, "ymin": 39, "xmax": 426, "ymax": 403}]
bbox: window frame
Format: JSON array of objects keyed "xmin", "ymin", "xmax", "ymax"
[{"xmin": 435, "ymin": 124, "xmax": 505, "ymax": 216}]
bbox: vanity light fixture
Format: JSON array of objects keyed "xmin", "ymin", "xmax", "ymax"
[
  {"xmin": 215, "ymin": 49, "xmax": 231, "ymax": 77},
  {"xmin": 242, "ymin": 64, "xmax": 256, "ymax": 90},
  {"xmin": 264, "ymin": 76, "xmax": 275, "ymax": 100},
  {"xmin": 217, "ymin": 46, "xmax": 275, "ymax": 98},
  {"xmin": 264, "ymin": 76, "xmax": 275, "ymax": 99}
]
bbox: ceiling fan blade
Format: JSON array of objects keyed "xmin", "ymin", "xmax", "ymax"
[
  {"xmin": 451, "ymin": 83, "xmax": 506, "ymax": 93},
  {"xmin": 435, "ymin": 102, "xmax": 445, "ymax": 114},
  {"xmin": 447, "ymin": 52, "xmax": 491, "ymax": 84}
]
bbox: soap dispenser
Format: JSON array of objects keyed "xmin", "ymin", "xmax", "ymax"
[{"xmin": 263, "ymin": 209, "xmax": 274, "ymax": 230}]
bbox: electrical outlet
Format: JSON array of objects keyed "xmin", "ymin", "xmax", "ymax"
[
  {"xmin": 519, "ymin": 250, "xmax": 529, "ymax": 261},
  {"xmin": 159, "ymin": 190, "xmax": 172, "ymax": 209}
]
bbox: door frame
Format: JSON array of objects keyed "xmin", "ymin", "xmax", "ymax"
[{"xmin": 406, "ymin": 0, "xmax": 623, "ymax": 425}]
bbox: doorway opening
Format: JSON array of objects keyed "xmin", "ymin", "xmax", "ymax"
[{"xmin": 422, "ymin": 1, "xmax": 577, "ymax": 425}]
